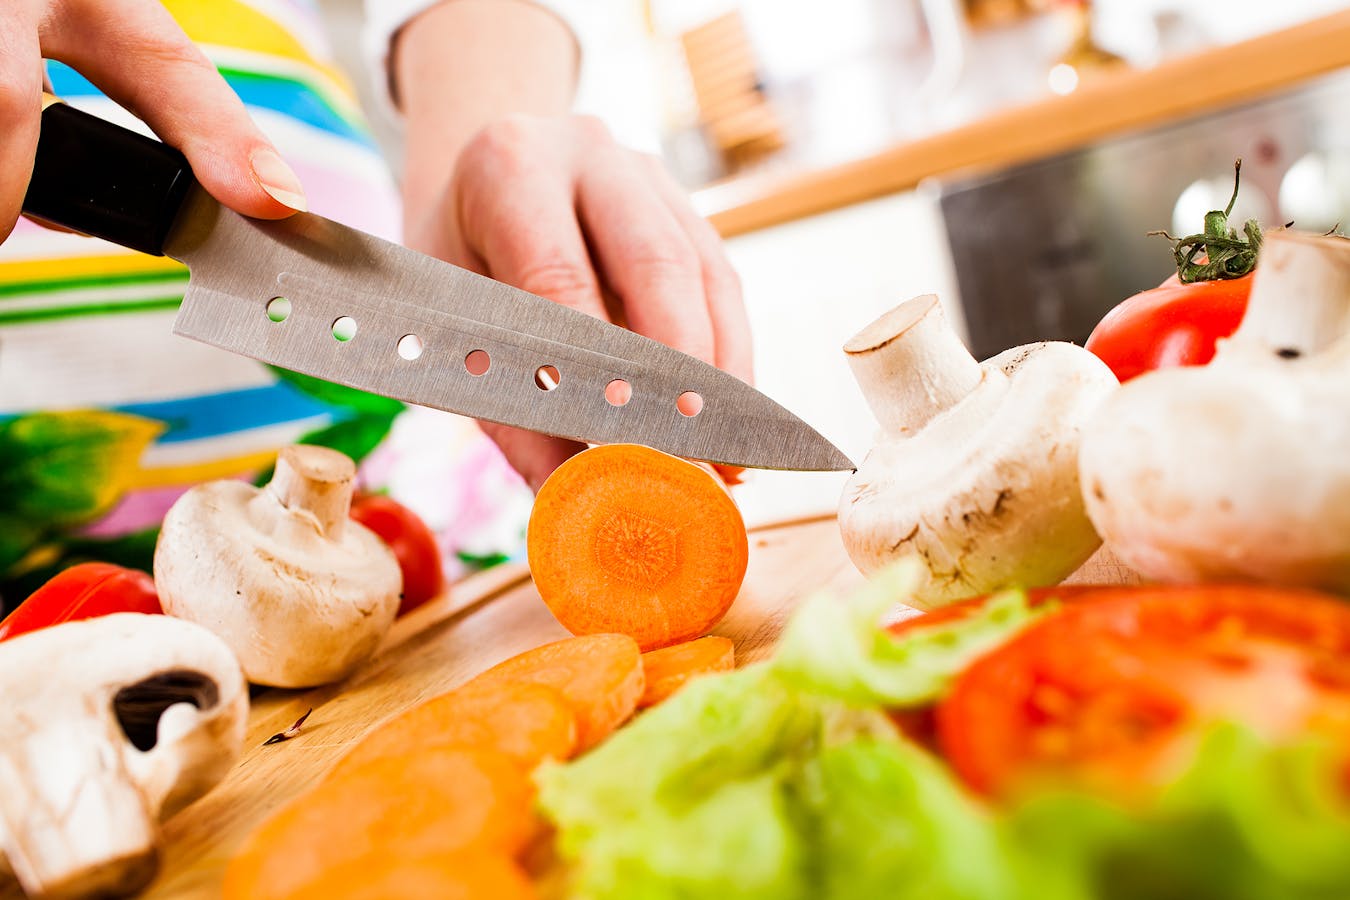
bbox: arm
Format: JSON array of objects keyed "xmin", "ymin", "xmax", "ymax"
[{"xmin": 391, "ymin": 0, "xmax": 753, "ymax": 491}]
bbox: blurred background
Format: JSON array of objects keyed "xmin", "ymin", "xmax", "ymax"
[{"xmin": 318, "ymin": 0, "xmax": 1350, "ymax": 523}]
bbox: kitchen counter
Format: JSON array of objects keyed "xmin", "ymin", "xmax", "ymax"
[{"xmin": 696, "ymin": 9, "xmax": 1350, "ymax": 239}]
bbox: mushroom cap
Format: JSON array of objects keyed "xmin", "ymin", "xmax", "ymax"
[
  {"xmin": 155, "ymin": 480, "xmax": 401, "ymax": 687},
  {"xmin": 840, "ymin": 341, "xmax": 1116, "ymax": 608},
  {"xmin": 1080, "ymin": 361, "xmax": 1350, "ymax": 592}
]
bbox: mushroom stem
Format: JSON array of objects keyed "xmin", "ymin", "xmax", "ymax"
[
  {"xmin": 844, "ymin": 294, "xmax": 983, "ymax": 435},
  {"xmin": 267, "ymin": 445, "xmax": 356, "ymax": 539},
  {"xmin": 1226, "ymin": 231, "xmax": 1350, "ymax": 359}
]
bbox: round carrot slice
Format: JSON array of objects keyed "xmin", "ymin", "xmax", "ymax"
[
  {"xmin": 329, "ymin": 682, "xmax": 578, "ymax": 779},
  {"xmin": 639, "ymin": 635, "xmax": 735, "ymax": 708},
  {"xmin": 527, "ymin": 444, "xmax": 748, "ymax": 651},
  {"xmin": 224, "ymin": 748, "xmax": 536, "ymax": 900},
  {"xmin": 283, "ymin": 853, "xmax": 536, "ymax": 900},
  {"xmin": 937, "ymin": 584, "xmax": 1350, "ymax": 798},
  {"xmin": 469, "ymin": 633, "xmax": 645, "ymax": 751}
]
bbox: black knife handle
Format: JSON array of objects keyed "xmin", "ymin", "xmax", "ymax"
[{"xmin": 21, "ymin": 99, "xmax": 197, "ymax": 256}]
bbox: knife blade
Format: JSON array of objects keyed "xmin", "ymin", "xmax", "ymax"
[{"xmin": 20, "ymin": 98, "xmax": 853, "ymax": 472}]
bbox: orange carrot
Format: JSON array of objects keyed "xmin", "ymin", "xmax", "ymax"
[
  {"xmin": 639, "ymin": 635, "xmax": 736, "ymax": 708},
  {"xmin": 223, "ymin": 748, "xmax": 536, "ymax": 900},
  {"xmin": 527, "ymin": 444, "xmax": 749, "ymax": 651},
  {"xmin": 283, "ymin": 853, "xmax": 536, "ymax": 900},
  {"xmin": 469, "ymin": 633, "xmax": 645, "ymax": 751},
  {"xmin": 328, "ymin": 681, "xmax": 578, "ymax": 779}
]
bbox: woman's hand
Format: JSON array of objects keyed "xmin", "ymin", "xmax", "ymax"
[
  {"xmin": 396, "ymin": 1, "xmax": 753, "ymax": 491},
  {"xmin": 1, "ymin": 0, "xmax": 306, "ymax": 243}
]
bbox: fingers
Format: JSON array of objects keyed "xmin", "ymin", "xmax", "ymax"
[
  {"xmin": 0, "ymin": 11, "xmax": 42, "ymax": 241},
  {"xmin": 42, "ymin": 0, "xmax": 305, "ymax": 218},
  {"xmin": 452, "ymin": 118, "xmax": 612, "ymax": 491},
  {"xmin": 642, "ymin": 156, "xmax": 755, "ymax": 384},
  {"xmin": 454, "ymin": 118, "xmax": 609, "ymax": 321},
  {"xmin": 576, "ymin": 138, "xmax": 716, "ymax": 369}
]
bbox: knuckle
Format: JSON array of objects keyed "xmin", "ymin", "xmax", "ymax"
[
  {"xmin": 630, "ymin": 240, "xmax": 701, "ymax": 283},
  {"xmin": 513, "ymin": 256, "xmax": 599, "ymax": 306},
  {"xmin": 572, "ymin": 114, "xmax": 612, "ymax": 144},
  {"xmin": 461, "ymin": 115, "xmax": 544, "ymax": 176}
]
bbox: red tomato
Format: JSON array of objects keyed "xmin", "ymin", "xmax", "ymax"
[
  {"xmin": 1084, "ymin": 272, "xmax": 1251, "ymax": 383},
  {"xmin": 349, "ymin": 494, "xmax": 445, "ymax": 616},
  {"xmin": 936, "ymin": 585, "xmax": 1350, "ymax": 798},
  {"xmin": 0, "ymin": 562, "xmax": 162, "ymax": 641}
]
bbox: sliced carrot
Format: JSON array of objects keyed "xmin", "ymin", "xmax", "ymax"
[
  {"xmin": 469, "ymin": 633, "xmax": 645, "ymax": 751},
  {"xmin": 283, "ymin": 853, "xmax": 536, "ymax": 900},
  {"xmin": 223, "ymin": 748, "xmax": 536, "ymax": 900},
  {"xmin": 639, "ymin": 635, "xmax": 736, "ymax": 708},
  {"xmin": 527, "ymin": 444, "xmax": 749, "ymax": 651},
  {"xmin": 328, "ymin": 682, "xmax": 578, "ymax": 780}
]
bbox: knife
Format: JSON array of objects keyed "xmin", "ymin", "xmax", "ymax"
[{"xmin": 19, "ymin": 96, "xmax": 853, "ymax": 472}]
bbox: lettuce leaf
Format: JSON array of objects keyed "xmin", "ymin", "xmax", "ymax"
[
  {"xmin": 1006, "ymin": 725, "xmax": 1350, "ymax": 900},
  {"xmin": 804, "ymin": 736, "xmax": 1020, "ymax": 900},
  {"xmin": 538, "ymin": 569, "xmax": 1350, "ymax": 900},
  {"xmin": 773, "ymin": 559, "xmax": 1045, "ymax": 706}
]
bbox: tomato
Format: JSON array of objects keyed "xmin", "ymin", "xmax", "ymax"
[
  {"xmin": 0, "ymin": 562, "xmax": 162, "ymax": 641},
  {"xmin": 1085, "ymin": 272, "xmax": 1251, "ymax": 383},
  {"xmin": 936, "ymin": 585, "xmax": 1350, "ymax": 798},
  {"xmin": 349, "ymin": 494, "xmax": 445, "ymax": 616}
]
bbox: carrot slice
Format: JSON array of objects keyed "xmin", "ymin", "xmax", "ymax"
[
  {"xmin": 223, "ymin": 748, "xmax": 536, "ymax": 900},
  {"xmin": 282, "ymin": 853, "xmax": 536, "ymax": 900},
  {"xmin": 527, "ymin": 444, "xmax": 749, "ymax": 651},
  {"xmin": 469, "ymin": 633, "xmax": 645, "ymax": 751},
  {"xmin": 329, "ymin": 682, "xmax": 578, "ymax": 780},
  {"xmin": 639, "ymin": 635, "xmax": 736, "ymax": 708}
]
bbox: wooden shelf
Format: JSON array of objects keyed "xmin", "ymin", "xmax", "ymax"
[{"xmin": 697, "ymin": 10, "xmax": 1350, "ymax": 238}]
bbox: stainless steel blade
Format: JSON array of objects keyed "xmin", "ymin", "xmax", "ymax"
[{"xmin": 164, "ymin": 189, "xmax": 853, "ymax": 472}]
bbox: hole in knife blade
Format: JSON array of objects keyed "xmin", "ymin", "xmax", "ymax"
[
  {"xmin": 677, "ymin": 391, "xmax": 704, "ymax": 418},
  {"xmin": 331, "ymin": 316, "xmax": 358, "ymax": 342},
  {"xmin": 465, "ymin": 349, "xmax": 491, "ymax": 376},
  {"xmin": 397, "ymin": 334, "xmax": 424, "ymax": 361},
  {"xmin": 605, "ymin": 379, "xmax": 632, "ymax": 407},
  {"xmin": 534, "ymin": 365, "xmax": 560, "ymax": 391},
  {"xmin": 266, "ymin": 297, "xmax": 291, "ymax": 323}
]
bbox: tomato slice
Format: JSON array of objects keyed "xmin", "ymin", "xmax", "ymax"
[
  {"xmin": 0, "ymin": 562, "xmax": 162, "ymax": 641},
  {"xmin": 936, "ymin": 585, "xmax": 1350, "ymax": 798},
  {"xmin": 349, "ymin": 494, "xmax": 445, "ymax": 616}
]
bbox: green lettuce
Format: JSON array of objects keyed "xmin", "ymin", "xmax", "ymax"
[
  {"xmin": 537, "ymin": 570, "xmax": 1350, "ymax": 899},
  {"xmin": 774, "ymin": 559, "xmax": 1046, "ymax": 706}
]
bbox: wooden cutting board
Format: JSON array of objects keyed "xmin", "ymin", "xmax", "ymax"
[{"xmin": 10, "ymin": 515, "xmax": 1134, "ymax": 899}]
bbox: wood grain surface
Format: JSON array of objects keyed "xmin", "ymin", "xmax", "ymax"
[
  {"xmin": 696, "ymin": 10, "xmax": 1350, "ymax": 238},
  {"xmin": 1, "ymin": 517, "xmax": 1137, "ymax": 899}
]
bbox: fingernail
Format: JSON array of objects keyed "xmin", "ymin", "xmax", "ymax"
[{"xmin": 250, "ymin": 148, "xmax": 307, "ymax": 212}]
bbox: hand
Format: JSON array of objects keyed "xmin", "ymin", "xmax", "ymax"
[
  {"xmin": 1, "ymin": 0, "xmax": 306, "ymax": 243},
  {"xmin": 404, "ymin": 114, "xmax": 754, "ymax": 491}
]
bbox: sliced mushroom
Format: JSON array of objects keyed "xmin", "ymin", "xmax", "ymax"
[
  {"xmin": 155, "ymin": 445, "xmax": 402, "ymax": 688},
  {"xmin": 0, "ymin": 613, "xmax": 246, "ymax": 899},
  {"xmin": 839, "ymin": 294, "xmax": 1118, "ymax": 608}
]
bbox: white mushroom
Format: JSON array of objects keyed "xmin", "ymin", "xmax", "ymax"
[
  {"xmin": 155, "ymin": 445, "xmax": 402, "ymax": 687},
  {"xmin": 838, "ymin": 294, "xmax": 1118, "ymax": 608},
  {"xmin": 1079, "ymin": 230, "xmax": 1350, "ymax": 592},
  {"xmin": 0, "ymin": 613, "xmax": 246, "ymax": 899}
]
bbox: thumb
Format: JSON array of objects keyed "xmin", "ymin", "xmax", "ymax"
[{"xmin": 45, "ymin": 0, "xmax": 306, "ymax": 218}]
